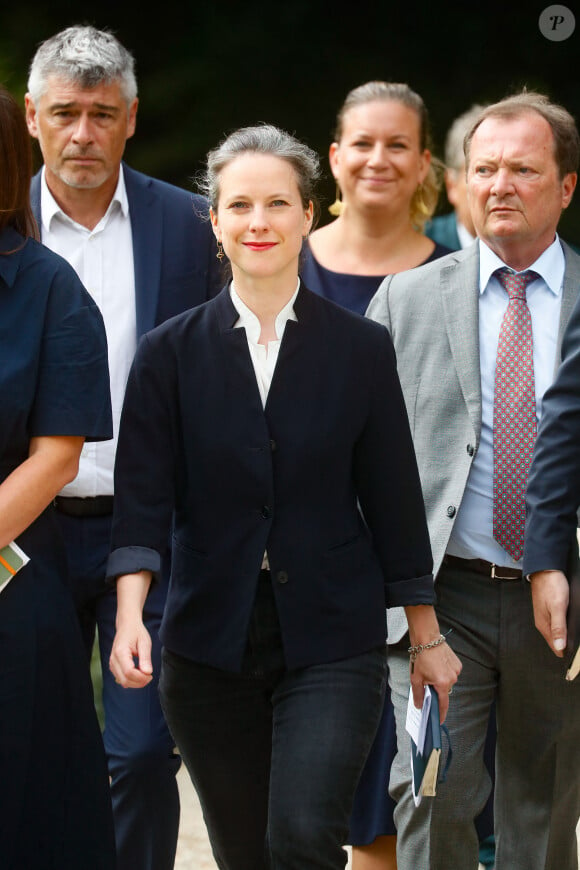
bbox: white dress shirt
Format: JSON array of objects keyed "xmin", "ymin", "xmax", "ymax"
[
  {"xmin": 447, "ymin": 236, "xmax": 565, "ymax": 567},
  {"xmin": 40, "ymin": 166, "xmax": 136, "ymax": 497},
  {"xmin": 456, "ymin": 220, "xmax": 475, "ymax": 250}
]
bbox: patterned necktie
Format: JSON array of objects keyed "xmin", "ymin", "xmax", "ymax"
[{"xmin": 492, "ymin": 267, "xmax": 538, "ymax": 561}]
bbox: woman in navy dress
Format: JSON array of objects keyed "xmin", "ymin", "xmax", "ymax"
[
  {"xmin": 301, "ymin": 81, "xmax": 452, "ymax": 870},
  {"xmin": 0, "ymin": 87, "xmax": 115, "ymax": 869}
]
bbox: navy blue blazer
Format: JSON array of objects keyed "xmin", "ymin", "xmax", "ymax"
[
  {"xmin": 424, "ymin": 212, "xmax": 461, "ymax": 252},
  {"xmin": 524, "ymin": 279, "xmax": 580, "ymax": 576},
  {"xmin": 107, "ymin": 284, "xmax": 434, "ymax": 672},
  {"xmin": 30, "ymin": 163, "xmax": 223, "ymax": 337}
]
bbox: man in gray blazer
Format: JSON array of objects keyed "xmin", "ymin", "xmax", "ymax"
[{"xmin": 367, "ymin": 91, "xmax": 580, "ymax": 870}]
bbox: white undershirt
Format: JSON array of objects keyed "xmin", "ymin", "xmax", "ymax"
[{"xmin": 40, "ymin": 166, "xmax": 136, "ymax": 497}]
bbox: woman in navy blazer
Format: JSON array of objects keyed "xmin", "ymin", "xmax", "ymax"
[{"xmin": 108, "ymin": 124, "xmax": 460, "ymax": 870}]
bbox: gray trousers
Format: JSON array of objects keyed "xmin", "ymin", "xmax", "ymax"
[{"xmin": 388, "ymin": 562, "xmax": 580, "ymax": 870}]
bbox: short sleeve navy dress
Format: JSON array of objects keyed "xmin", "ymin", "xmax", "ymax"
[
  {"xmin": 0, "ymin": 228, "xmax": 115, "ymax": 869},
  {"xmin": 301, "ymin": 238, "xmax": 452, "ymax": 844}
]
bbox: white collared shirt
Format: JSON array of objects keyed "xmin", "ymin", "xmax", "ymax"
[
  {"xmin": 229, "ymin": 281, "xmax": 299, "ymax": 407},
  {"xmin": 447, "ymin": 236, "xmax": 565, "ymax": 567},
  {"xmin": 456, "ymin": 220, "xmax": 475, "ymax": 250},
  {"xmin": 40, "ymin": 166, "xmax": 136, "ymax": 497}
]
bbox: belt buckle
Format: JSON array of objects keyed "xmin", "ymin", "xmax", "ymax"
[{"xmin": 490, "ymin": 563, "xmax": 516, "ymax": 581}]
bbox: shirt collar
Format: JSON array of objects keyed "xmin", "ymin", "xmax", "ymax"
[
  {"xmin": 478, "ymin": 236, "xmax": 565, "ymax": 298},
  {"xmin": 229, "ymin": 280, "xmax": 300, "ymax": 344},
  {"xmin": 40, "ymin": 164, "xmax": 129, "ymax": 233},
  {"xmin": 456, "ymin": 221, "xmax": 475, "ymax": 249}
]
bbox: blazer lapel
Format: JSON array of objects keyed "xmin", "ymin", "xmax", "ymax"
[
  {"xmin": 264, "ymin": 287, "xmax": 322, "ymax": 421},
  {"xmin": 213, "ymin": 286, "xmax": 319, "ymax": 423},
  {"xmin": 439, "ymin": 247, "xmax": 482, "ymax": 438},
  {"xmin": 125, "ymin": 165, "xmax": 164, "ymax": 337},
  {"xmin": 214, "ymin": 289, "xmax": 269, "ymax": 426},
  {"xmin": 30, "ymin": 173, "xmax": 42, "ymax": 230},
  {"xmin": 557, "ymin": 241, "xmax": 580, "ymax": 361}
]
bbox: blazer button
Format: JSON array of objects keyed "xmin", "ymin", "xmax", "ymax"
[
  {"xmin": 466, "ymin": 443, "xmax": 475, "ymax": 456},
  {"xmin": 277, "ymin": 570, "xmax": 289, "ymax": 584},
  {"xmin": 261, "ymin": 506, "xmax": 272, "ymax": 519},
  {"xmin": 446, "ymin": 505, "xmax": 456, "ymax": 518}
]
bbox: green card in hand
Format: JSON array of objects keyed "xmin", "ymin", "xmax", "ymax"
[{"xmin": 0, "ymin": 541, "xmax": 29, "ymax": 592}]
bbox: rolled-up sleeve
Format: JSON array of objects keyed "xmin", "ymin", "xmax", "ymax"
[
  {"xmin": 106, "ymin": 545, "xmax": 162, "ymax": 582},
  {"xmin": 107, "ymin": 331, "xmax": 177, "ymax": 580}
]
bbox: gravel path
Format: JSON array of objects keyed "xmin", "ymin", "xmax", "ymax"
[
  {"xmin": 174, "ymin": 765, "xmax": 352, "ymax": 869},
  {"xmin": 174, "ymin": 766, "xmax": 218, "ymax": 869}
]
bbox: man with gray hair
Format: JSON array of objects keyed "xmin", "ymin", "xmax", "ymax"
[
  {"xmin": 25, "ymin": 24, "xmax": 223, "ymax": 870},
  {"xmin": 426, "ymin": 103, "xmax": 487, "ymax": 251},
  {"xmin": 367, "ymin": 90, "xmax": 580, "ymax": 870}
]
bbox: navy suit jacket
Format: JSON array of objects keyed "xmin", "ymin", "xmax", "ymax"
[
  {"xmin": 524, "ymin": 281, "xmax": 580, "ymax": 576},
  {"xmin": 424, "ymin": 212, "xmax": 461, "ymax": 252},
  {"xmin": 30, "ymin": 163, "xmax": 223, "ymax": 338},
  {"xmin": 107, "ymin": 285, "xmax": 435, "ymax": 671}
]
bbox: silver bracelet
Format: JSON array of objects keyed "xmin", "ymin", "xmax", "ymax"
[{"xmin": 408, "ymin": 634, "xmax": 446, "ymax": 673}]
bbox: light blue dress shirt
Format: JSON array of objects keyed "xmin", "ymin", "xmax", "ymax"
[{"xmin": 447, "ymin": 237, "xmax": 565, "ymax": 567}]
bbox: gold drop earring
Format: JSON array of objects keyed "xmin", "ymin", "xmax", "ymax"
[{"xmin": 328, "ymin": 182, "xmax": 343, "ymax": 217}]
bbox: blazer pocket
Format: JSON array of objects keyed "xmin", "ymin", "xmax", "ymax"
[
  {"xmin": 171, "ymin": 536, "xmax": 208, "ymax": 587},
  {"xmin": 172, "ymin": 536, "xmax": 207, "ymax": 559},
  {"xmin": 323, "ymin": 535, "xmax": 376, "ymax": 586}
]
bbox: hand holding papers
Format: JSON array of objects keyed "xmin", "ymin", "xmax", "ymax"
[
  {"xmin": 0, "ymin": 541, "xmax": 29, "ymax": 593},
  {"xmin": 406, "ymin": 685, "xmax": 451, "ymax": 806}
]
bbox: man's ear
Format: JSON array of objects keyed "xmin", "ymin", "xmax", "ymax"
[{"xmin": 24, "ymin": 93, "xmax": 39, "ymax": 138}]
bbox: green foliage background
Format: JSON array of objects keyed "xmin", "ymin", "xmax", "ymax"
[{"xmin": 91, "ymin": 639, "xmax": 105, "ymax": 729}]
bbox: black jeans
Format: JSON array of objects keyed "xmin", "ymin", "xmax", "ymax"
[{"xmin": 159, "ymin": 571, "xmax": 387, "ymax": 869}]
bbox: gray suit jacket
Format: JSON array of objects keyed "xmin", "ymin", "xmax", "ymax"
[{"xmin": 367, "ymin": 239, "xmax": 580, "ymax": 643}]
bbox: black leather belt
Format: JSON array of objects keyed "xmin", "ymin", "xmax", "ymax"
[
  {"xmin": 53, "ymin": 495, "xmax": 114, "ymax": 517},
  {"xmin": 443, "ymin": 554, "xmax": 522, "ymax": 580}
]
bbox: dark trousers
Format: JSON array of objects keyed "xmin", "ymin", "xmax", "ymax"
[
  {"xmin": 55, "ymin": 511, "xmax": 180, "ymax": 870},
  {"xmin": 159, "ymin": 570, "xmax": 387, "ymax": 870}
]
